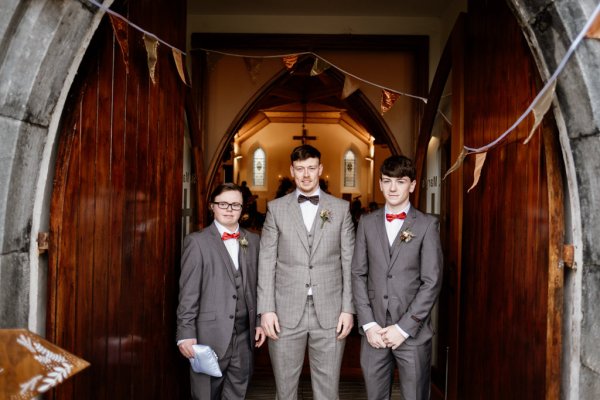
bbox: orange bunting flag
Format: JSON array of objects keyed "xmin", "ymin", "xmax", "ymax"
[
  {"xmin": 341, "ymin": 75, "xmax": 360, "ymax": 99},
  {"xmin": 524, "ymin": 80, "xmax": 556, "ymax": 144},
  {"xmin": 443, "ymin": 148, "xmax": 468, "ymax": 180},
  {"xmin": 282, "ymin": 55, "xmax": 298, "ymax": 70},
  {"xmin": 109, "ymin": 14, "xmax": 129, "ymax": 73},
  {"xmin": 143, "ymin": 34, "xmax": 159, "ymax": 84},
  {"xmin": 467, "ymin": 152, "xmax": 487, "ymax": 193},
  {"xmin": 244, "ymin": 57, "xmax": 263, "ymax": 83},
  {"xmin": 586, "ymin": 11, "xmax": 600, "ymax": 39},
  {"xmin": 381, "ymin": 89, "xmax": 400, "ymax": 115},
  {"xmin": 172, "ymin": 48, "xmax": 188, "ymax": 86},
  {"xmin": 310, "ymin": 57, "xmax": 331, "ymax": 76}
]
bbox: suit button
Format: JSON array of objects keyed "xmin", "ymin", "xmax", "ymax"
[
  {"xmin": 236, "ymin": 286, "xmax": 240, "ymax": 289},
  {"xmin": 233, "ymin": 295, "xmax": 237, "ymax": 299},
  {"xmin": 229, "ymin": 315, "xmax": 234, "ymax": 319},
  {"xmin": 309, "ymin": 266, "xmax": 313, "ymax": 269},
  {"xmin": 383, "ymin": 295, "xmax": 388, "ymax": 299},
  {"xmin": 388, "ymin": 275, "xmax": 393, "ymax": 279},
  {"xmin": 305, "ymin": 284, "xmax": 310, "ymax": 288}
]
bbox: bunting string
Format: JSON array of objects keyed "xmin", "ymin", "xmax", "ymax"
[
  {"xmin": 192, "ymin": 48, "xmax": 429, "ymax": 103},
  {"xmin": 88, "ymin": 0, "xmax": 186, "ymax": 56}
]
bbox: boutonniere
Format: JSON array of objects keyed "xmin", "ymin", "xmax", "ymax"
[
  {"xmin": 238, "ymin": 236, "xmax": 249, "ymax": 252},
  {"xmin": 320, "ymin": 209, "xmax": 331, "ymax": 228},
  {"xmin": 399, "ymin": 229, "xmax": 415, "ymax": 243}
]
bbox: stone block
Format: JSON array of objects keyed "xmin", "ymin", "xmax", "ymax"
[{"xmin": 0, "ymin": 251, "xmax": 30, "ymax": 328}]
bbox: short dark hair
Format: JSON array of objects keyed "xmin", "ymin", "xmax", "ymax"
[
  {"xmin": 290, "ymin": 144, "xmax": 321, "ymax": 164},
  {"xmin": 209, "ymin": 182, "xmax": 243, "ymax": 204},
  {"xmin": 380, "ymin": 155, "xmax": 416, "ymax": 180}
]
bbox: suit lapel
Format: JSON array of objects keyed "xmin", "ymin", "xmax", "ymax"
[
  {"xmin": 310, "ymin": 193, "xmax": 329, "ymax": 255},
  {"xmin": 208, "ymin": 224, "xmax": 236, "ymax": 285},
  {"xmin": 373, "ymin": 208, "xmax": 391, "ymax": 266},
  {"xmin": 389, "ymin": 207, "xmax": 417, "ymax": 267},
  {"xmin": 287, "ymin": 193, "xmax": 310, "ymax": 253}
]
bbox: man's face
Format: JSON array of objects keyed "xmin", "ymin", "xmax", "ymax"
[
  {"xmin": 379, "ymin": 174, "xmax": 416, "ymax": 211},
  {"xmin": 290, "ymin": 157, "xmax": 323, "ymax": 195},
  {"xmin": 210, "ymin": 190, "xmax": 243, "ymax": 230}
]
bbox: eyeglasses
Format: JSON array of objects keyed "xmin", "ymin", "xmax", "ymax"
[{"xmin": 212, "ymin": 202, "xmax": 243, "ymax": 211}]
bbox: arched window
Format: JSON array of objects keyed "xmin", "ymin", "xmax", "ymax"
[
  {"xmin": 344, "ymin": 150, "xmax": 356, "ymax": 187},
  {"xmin": 253, "ymin": 148, "xmax": 266, "ymax": 186}
]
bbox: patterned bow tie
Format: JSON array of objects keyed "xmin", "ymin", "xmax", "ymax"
[
  {"xmin": 221, "ymin": 231, "xmax": 240, "ymax": 241},
  {"xmin": 386, "ymin": 212, "xmax": 407, "ymax": 222},
  {"xmin": 298, "ymin": 195, "xmax": 319, "ymax": 205}
]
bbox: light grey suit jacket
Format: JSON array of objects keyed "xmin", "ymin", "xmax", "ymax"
[
  {"xmin": 351, "ymin": 206, "xmax": 443, "ymax": 344},
  {"xmin": 176, "ymin": 223, "xmax": 260, "ymax": 358},
  {"xmin": 257, "ymin": 191, "xmax": 355, "ymax": 329}
]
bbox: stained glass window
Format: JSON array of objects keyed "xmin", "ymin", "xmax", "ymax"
[
  {"xmin": 344, "ymin": 150, "xmax": 356, "ymax": 187},
  {"xmin": 253, "ymin": 148, "xmax": 265, "ymax": 186}
]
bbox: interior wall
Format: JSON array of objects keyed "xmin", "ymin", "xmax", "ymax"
[{"xmin": 236, "ymin": 123, "xmax": 370, "ymax": 212}]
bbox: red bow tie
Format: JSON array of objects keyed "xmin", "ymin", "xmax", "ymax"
[
  {"xmin": 221, "ymin": 232, "xmax": 240, "ymax": 241},
  {"xmin": 386, "ymin": 212, "xmax": 407, "ymax": 222}
]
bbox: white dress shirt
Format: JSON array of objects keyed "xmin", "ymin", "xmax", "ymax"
[
  {"xmin": 296, "ymin": 188, "xmax": 320, "ymax": 295},
  {"xmin": 214, "ymin": 220, "xmax": 240, "ymax": 270},
  {"xmin": 363, "ymin": 204, "xmax": 411, "ymax": 339}
]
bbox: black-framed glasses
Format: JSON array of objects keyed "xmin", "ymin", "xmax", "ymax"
[{"xmin": 212, "ymin": 201, "xmax": 243, "ymax": 211}]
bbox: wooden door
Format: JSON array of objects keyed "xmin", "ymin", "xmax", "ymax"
[
  {"xmin": 457, "ymin": 1, "xmax": 564, "ymax": 398},
  {"xmin": 46, "ymin": 2, "xmax": 188, "ymax": 398}
]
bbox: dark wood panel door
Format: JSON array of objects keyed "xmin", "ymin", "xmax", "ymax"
[
  {"xmin": 456, "ymin": 1, "xmax": 564, "ymax": 399},
  {"xmin": 47, "ymin": 2, "xmax": 188, "ymax": 398}
]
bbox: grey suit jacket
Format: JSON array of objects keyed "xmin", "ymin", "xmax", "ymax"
[
  {"xmin": 176, "ymin": 223, "xmax": 260, "ymax": 358},
  {"xmin": 257, "ymin": 191, "xmax": 355, "ymax": 329},
  {"xmin": 351, "ymin": 206, "xmax": 443, "ymax": 344}
]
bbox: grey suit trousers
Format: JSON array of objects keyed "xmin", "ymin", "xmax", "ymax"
[{"xmin": 268, "ymin": 296, "xmax": 345, "ymax": 400}]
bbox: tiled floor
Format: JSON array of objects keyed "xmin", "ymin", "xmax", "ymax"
[{"xmin": 246, "ymin": 375, "xmax": 402, "ymax": 399}]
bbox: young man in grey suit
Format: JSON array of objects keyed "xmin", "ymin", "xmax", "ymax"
[
  {"xmin": 351, "ymin": 155, "xmax": 443, "ymax": 400},
  {"xmin": 258, "ymin": 144, "xmax": 355, "ymax": 399},
  {"xmin": 177, "ymin": 183, "xmax": 266, "ymax": 400}
]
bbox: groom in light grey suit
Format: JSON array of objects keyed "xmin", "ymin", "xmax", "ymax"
[
  {"xmin": 258, "ymin": 144, "xmax": 355, "ymax": 399},
  {"xmin": 352, "ymin": 155, "xmax": 443, "ymax": 400}
]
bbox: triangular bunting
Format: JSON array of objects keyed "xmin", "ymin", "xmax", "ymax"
[
  {"xmin": 109, "ymin": 14, "xmax": 129, "ymax": 74},
  {"xmin": 244, "ymin": 57, "xmax": 263, "ymax": 83},
  {"xmin": 524, "ymin": 80, "xmax": 556, "ymax": 144},
  {"xmin": 443, "ymin": 148, "xmax": 468, "ymax": 180},
  {"xmin": 341, "ymin": 75, "xmax": 360, "ymax": 99},
  {"xmin": 143, "ymin": 34, "xmax": 159, "ymax": 84},
  {"xmin": 310, "ymin": 57, "xmax": 330, "ymax": 76},
  {"xmin": 467, "ymin": 152, "xmax": 487, "ymax": 192},
  {"xmin": 282, "ymin": 55, "xmax": 298, "ymax": 70},
  {"xmin": 381, "ymin": 89, "xmax": 400, "ymax": 115},
  {"xmin": 172, "ymin": 48, "xmax": 188, "ymax": 86},
  {"xmin": 205, "ymin": 51, "xmax": 223, "ymax": 72},
  {"xmin": 586, "ymin": 11, "xmax": 600, "ymax": 39}
]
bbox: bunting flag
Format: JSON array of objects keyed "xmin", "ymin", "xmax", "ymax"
[
  {"xmin": 310, "ymin": 57, "xmax": 331, "ymax": 76},
  {"xmin": 467, "ymin": 152, "xmax": 487, "ymax": 192},
  {"xmin": 523, "ymin": 80, "xmax": 556, "ymax": 144},
  {"xmin": 443, "ymin": 148, "xmax": 468, "ymax": 180},
  {"xmin": 380, "ymin": 89, "xmax": 400, "ymax": 114},
  {"xmin": 282, "ymin": 55, "xmax": 298, "ymax": 70},
  {"xmin": 206, "ymin": 51, "xmax": 223, "ymax": 72},
  {"xmin": 586, "ymin": 10, "xmax": 600, "ymax": 39},
  {"xmin": 143, "ymin": 34, "xmax": 159, "ymax": 84},
  {"xmin": 109, "ymin": 14, "xmax": 129, "ymax": 73},
  {"xmin": 244, "ymin": 57, "xmax": 263, "ymax": 83},
  {"xmin": 341, "ymin": 75, "xmax": 361, "ymax": 99},
  {"xmin": 172, "ymin": 48, "xmax": 188, "ymax": 86}
]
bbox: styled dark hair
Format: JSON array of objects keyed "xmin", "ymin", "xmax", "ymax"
[
  {"xmin": 380, "ymin": 155, "xmax": 416, "ymax": 180},
  {"xmin": 209, "ymin": 182, "xmax": 243, "ymax": 204},
  {"xmin": 290, "ymin": 144, "xmax": 321, "ymax": 163}
]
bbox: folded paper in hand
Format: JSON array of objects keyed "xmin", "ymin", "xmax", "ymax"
[{"xmin": 190, "ymin": 344, "xmax": 222, "ymax": 377}]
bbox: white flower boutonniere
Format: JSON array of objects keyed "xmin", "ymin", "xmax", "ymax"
[
  {"xmin": 239, "ymin": 236, "xmax": 249, "ymax": 252},
  {"xmin": 399, "ymin": 229, "xmax": 415, "ymax": 243},
  {"xmin": 320, "ymin": 209, "xmax": 331, "ymax": 229}
]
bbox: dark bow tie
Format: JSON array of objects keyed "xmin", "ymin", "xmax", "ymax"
[
  {"xmin": 298, "ymin": 194, "xmax": 319, "ymax": 205},
  {"xmin": 386, "ymin": 212, "xmax": 407, "ymax": 222},
  {"xmin": 221, "ymin": 231, "xmax": 240, "ymax": 241}
]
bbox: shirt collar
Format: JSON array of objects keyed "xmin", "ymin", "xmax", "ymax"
[
  {"xmin": 214, "ymin": 220, "xmax": 239, "ymax": 235},
  {"xmin": 295, "ymin": 188, "xmax": 321, "ymax": 198},
  {"xmin": 384, "ymin": 203, "xmax": 411, "ymax": 215}
]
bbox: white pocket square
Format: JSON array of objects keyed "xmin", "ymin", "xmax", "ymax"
[{"xmin": 190, "ymin": 344, "xmax": 222, "ymax": 377}]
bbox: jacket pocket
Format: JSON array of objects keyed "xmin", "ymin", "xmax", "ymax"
[{"xmin": 198, "ymin": 311, "xmax": 216, "ymax": 321}]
